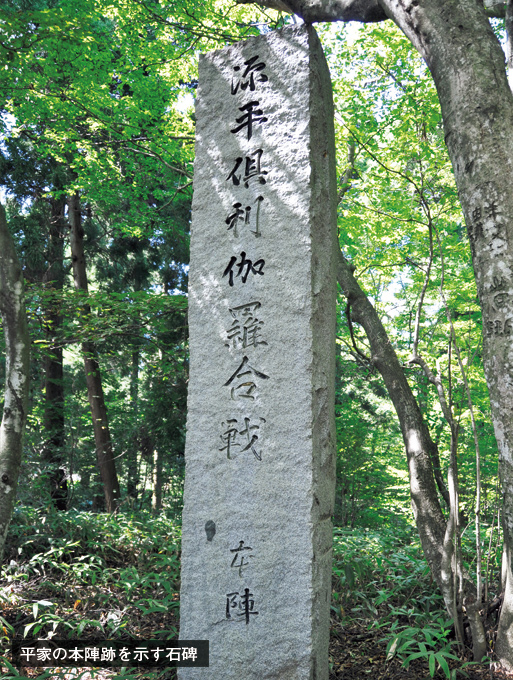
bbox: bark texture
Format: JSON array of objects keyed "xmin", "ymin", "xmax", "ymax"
[
  {"xmin": 238, "ymin": 0, "xmax": 386, "ymax": 20},
  {"xmin": 42, "ymin": 196, "xmax": 67, "ymax": 509},
  {"xmin": 126, "ymin": 349, "xmax": 140, "ymax": 501},
  {"xmin": 236, "ymin": 0, "xmax": 505, "ymax": 22},
  {"xmin": 68, "ymin": 194, "xmax": 120, "ymax": 512},
  {"xmin": 0, "ymin": 204, "xmax": 30, "ymax": 563},
  {"xmin": 337, "ymin": 252, "xmax": 448, "ymax": 592}
]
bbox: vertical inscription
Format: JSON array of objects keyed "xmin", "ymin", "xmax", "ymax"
[
  {"xmin": 222, "ymin": 51, "xmax": 269, "ymax": 625},
  {"xmin": 467, "ymin": 183, "xmax": 509, "ymax": 258},
  {"xmin": 466, "ymin": 182, "xmax": 513, "ymax": 338}
]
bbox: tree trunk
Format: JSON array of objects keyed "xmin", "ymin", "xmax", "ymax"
[
  {"xmin": 151, "ymin": 447, "xmax": 162, "ymax": 515},
  {"xmin": 42, "ymin": 196, "xmax": 67, "ymax": 510},
  {"xmin": 0, "ymin": 204, "xmax": 30, "ymax": 562},
  {"xmin": 337, "ymin": 251, "xmax": 448, "ymax": 591},
  {"xmin": 68, "ymin": 193, "xmax": 120, "ymax": 512},
  {"xmin": 127, "ymin": 349, "xmax": 139, "ymax": 500}
]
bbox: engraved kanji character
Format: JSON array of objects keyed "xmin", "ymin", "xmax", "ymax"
[
  {"xmin": 225, "ymin": 301, "xmax": 266, "ymax": 349},
  {"xmin": 230, "ymin": 540, "xmax": 254, "ymax": 576},
  {"xmin": 223, "ymin": 356, "xmax": 269, "ymax": 400},
  {"xmin": 493, "ymin": 291, "xmax": 510, "ymax": 310},
  {"xmin": 231, "ymin": 55, "xmax": 268, "ymax": 94},
  {"xmin": 226, "ymin": 588, "xmax": 258, "ymax": 624},
  {"xmin": 243, "ymin": 150, "xmax": 267, "ymax": 187},
  {"xmin": 226, "ymin": 150, "xmax": 268, "ymax": 188},
  {"xmin": 486, "ymin": 202, "xmax": 499, "ymax": 220},
  {"xmin": 231, "ymin": 101, "xmax": 268, "ymax": 140},
  {"xmin": 225, "ymin": 197, "xmax": 264, "ymax": 239},
  {"xmin": 491, "ymin": 276, "xmax": 505, "ymax": 291},
  {"xmin": 223, "ymin": 251, "xmax": 265, "ymax": 287},
  {"xmin": 219, "ymin": 416, "xmax": 266, "ymax": 459}
]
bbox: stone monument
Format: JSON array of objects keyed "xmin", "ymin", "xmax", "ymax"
[{"xmin": 179, "ymin": 24, "xmax": 337, "ymax": 679}]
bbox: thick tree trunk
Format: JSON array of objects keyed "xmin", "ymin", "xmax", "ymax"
[
  {"xmin": 0, "ymin": 204, "xmax": 30, "ymax": 563},
  {"xmin": 68, "ymin": 193, "xmax": 120, "ymax": 512},
  {"xmin": 42, "ymin": 197, "xmax": 67, "ymax": 510}
]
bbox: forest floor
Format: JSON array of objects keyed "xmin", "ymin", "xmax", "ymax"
[
  {"xmin": 0, "ymin": 510, "xmax": 503, "ymax": 680},
  {"xmin": 329, "ymin": 620, "xmax": 495, "ymax": 680},
  {"xmin": 1, "ymin": 609, "xmax": 498, "ymax": 680}
]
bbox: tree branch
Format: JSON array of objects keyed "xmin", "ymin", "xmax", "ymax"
[
  {"xmin": 238, "ymin": 0, "xmax": 505, "ymax": 21},
  {"xmin": 236, "ymin": 0, "xmax": 387, "ymax": 22}
]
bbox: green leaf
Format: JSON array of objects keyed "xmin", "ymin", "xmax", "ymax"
[
  {"xmin": 429, "ymin": 652, "xmax": 436, "ymax": 677},
  {"xmin": 435, "ymin": 652, "xmax": 451, "ymax": 679},
  {"xmin": 0, "ymin": 657, "xmax": 23, "ymax": 677},
  {"xmin": 398, "ymin": 639, "xmax": 416, "ymax": 653},
  {"xmin": 404, "ymin": 651, "xmax": 430, "ymax": 663}
]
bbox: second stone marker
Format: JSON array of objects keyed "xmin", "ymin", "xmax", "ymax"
[{"xmin": 179, "ymin": 24, "xmax": 338, "ymax": 680}]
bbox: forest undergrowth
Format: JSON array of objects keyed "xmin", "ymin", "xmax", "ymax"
[{"xmin": 0, "ymin": 508, "xmax": 499, "ymax": 680}]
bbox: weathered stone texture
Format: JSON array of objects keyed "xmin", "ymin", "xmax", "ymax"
[{"xmin": 179, "ymin": 24, "xmax": 337, "ymax": 679}]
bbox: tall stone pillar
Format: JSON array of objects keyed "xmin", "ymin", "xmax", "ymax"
[{"xmin": 179, "ymin": 24, "xmax": 337, "ymax": 679}]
